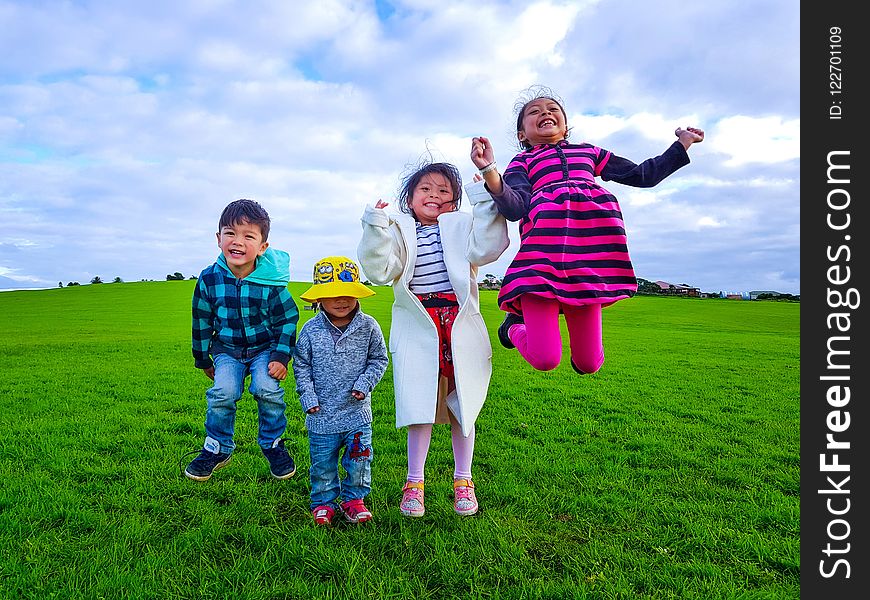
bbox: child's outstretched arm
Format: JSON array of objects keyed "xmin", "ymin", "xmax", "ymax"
[
  {"xmin": 470, "ymin": 136, "xmax": 530, "ymax": 221},
  {"xmin": 600, "ymin": 127, "xmax": 704, "ymax": 188},
  {"xmin": 358, "ymin": 200, "xmax": 407, "ymax": 285},
  {"xmin": 464, "ymin": 178, "xmax": 510, "ymax": 266}
]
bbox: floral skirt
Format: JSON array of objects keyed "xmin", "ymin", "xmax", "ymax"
[{"xmin": 415, "ymin": 291, "xmax": 459, "ymax": 380}]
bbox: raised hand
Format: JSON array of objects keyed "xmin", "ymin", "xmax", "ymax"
[
  {"xmin": 470, "ymin": 136, "xmax": 495, "ymax": 169},
  {"xmin": 675, "ymin": 127, "xmax": 705, "ymax": 150}
]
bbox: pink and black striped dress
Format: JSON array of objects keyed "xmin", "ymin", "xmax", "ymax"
[{"xmin": 491, "ymin": 139, "xmax": 690, "ymax": 315}]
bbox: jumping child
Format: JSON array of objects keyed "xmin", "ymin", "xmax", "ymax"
[
  {"xmin": 185, "ymin": 199, "xmax": 299, "ymax": 482},
  {"xmin": 470, "ymin": 87, "xmax": 704, "ymax": 374}
]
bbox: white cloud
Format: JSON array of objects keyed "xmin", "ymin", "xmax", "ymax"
[
  {"xmin": 620, "ymin": 190, "xmax": 662, "ymax": 207},
  {"xmin": 570, "ymin": 114, "xmax": 626, "ymax": 141},
  {"xmin": 696, "ymin": 216, "xmax": 723, "ymax": 228},
  {"xmin": 711, "ymin": 115, "xmax": 800, "ymax": 166},
  {"xmin": 498, "ymin": 1, "xmax": 586, "ymax": 63}
]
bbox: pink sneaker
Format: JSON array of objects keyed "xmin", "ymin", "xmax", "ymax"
[
  {"xmin": 312, "ymin": 505, "xmax": 335, "ymax": 526},
  {"xmin": 341, "ymin": 498, "xmax": 373, "ymax": 524},
  {"xmin": 400, "ymin": 481, "xmax": 425, "ymax": 517},
  {"xmin": 453, "ymin": 479, "xmax": 478, "ymax": 516}
]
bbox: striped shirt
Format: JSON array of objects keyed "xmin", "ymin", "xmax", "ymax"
[
  {"xmin": 409, "ymin": 224, "xmax": 453, "ymax": 294},
  {"xmin": 492, "ymin": 140, "xmax": 690, "ymax": 313}
]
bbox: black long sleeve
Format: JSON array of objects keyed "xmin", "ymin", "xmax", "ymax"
[{"xmin": 600, "ymin": 141, "xmax": 690, "ymax": 188}]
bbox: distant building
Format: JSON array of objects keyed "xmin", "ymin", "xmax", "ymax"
[
  {"xmin": 720, "ymin": 291, "xmax": 751, "ymax": 300},
  {"xmin": 654, "ymin": 280, "xmax": 700, "ymax": 297},
  {"xmin": 749, "ymin": 290, "xmax": 781, "ymax": 300},
  {"xmin": 478, "ymin": 273, "xmax": 502, "ymax": 290}
]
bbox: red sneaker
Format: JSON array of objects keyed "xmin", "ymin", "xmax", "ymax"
[
  {"xmin": 312, "ymin": 505, "xmax": 335, "ymax": 526},
  {"xmin": 341, "ymin": 498, "xmax": 373, "ymax": 524}
]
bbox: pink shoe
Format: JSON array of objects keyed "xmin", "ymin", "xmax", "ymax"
[
  {"xmin": 453, "ymin": 479, "xmax": 478, "ymax": 516},
  {"xmin": 400, "ymin": 481, "xmax": 425, "ymax": 517},
  {"xmin": 312, "ymin": 505, "xmax": 335, "ymax": 526},
  {"xmin": 341, "ymin": 498, "xmax": 373, "ymax": 524}
]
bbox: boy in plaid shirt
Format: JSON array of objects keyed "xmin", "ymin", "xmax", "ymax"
[{"xmin": 184, "ymin": 199, "xmax": 300, "ymax": 482}]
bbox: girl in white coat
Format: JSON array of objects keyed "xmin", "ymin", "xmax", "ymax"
[{"xmin": 358, "ymin": 161, "xmax": 509, "ymax": 517}]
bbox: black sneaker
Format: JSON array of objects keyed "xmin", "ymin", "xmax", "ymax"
[
  {"xmin": 570, "ymin": 360, "xmax": 587, "ymax": 375},
  {"xmin": 184, "ymin": 449, "xmax": 232, "ymax": 481},
  {"xmin": 262, "ymin": 439, "xmax": 296, "ymax": 479},
  {"xmin": 571, "ymin": 355, "xmax": 604, "ymax": 375},
  {"xmin": 497, "ymin": 313, "xmax": 523, "ymax": 349}
]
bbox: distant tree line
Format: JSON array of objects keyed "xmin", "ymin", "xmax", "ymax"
[
  {"xmin": 755, "ymin": 292, "xmax": 800, "ymax": 302},
  {"xmin": 59, "ymin": 273, "xmax": 199, "ymax": 287},
  {"xmin": 167, "ymin": 272, "xmax": 197, "ymax": 280}
]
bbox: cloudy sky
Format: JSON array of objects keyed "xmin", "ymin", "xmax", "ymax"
[{"xmin": 0, "ymin": 0, "xmax": 799, "ymax": 294}]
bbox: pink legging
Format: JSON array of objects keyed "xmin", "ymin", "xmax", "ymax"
[
  {"xmin": 508, "ymin": 294, "xmax": 605, "ymax": 373},
  {"xmin": 406, "ymin": 412, "xmax": 475, "ymax": 482}
]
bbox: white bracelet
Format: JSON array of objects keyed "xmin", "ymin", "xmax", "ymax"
[{"xmin": 478, "ymin": 161, "xmax": 497, "ymax": 175}]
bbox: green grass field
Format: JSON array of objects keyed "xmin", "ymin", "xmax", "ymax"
[{"xmin": 0, "ymin": 282, "xmax": 799, "ymax": 599}]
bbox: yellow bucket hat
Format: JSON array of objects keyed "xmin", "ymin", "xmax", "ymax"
[{"xmin": 299, "ymin": 256, "xmax": 375, "ymax": 302}]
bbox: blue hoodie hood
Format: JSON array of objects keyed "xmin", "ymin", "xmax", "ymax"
[{"xmin": 217, "ymin": 247, "xmax": 290, "ymax": 286}]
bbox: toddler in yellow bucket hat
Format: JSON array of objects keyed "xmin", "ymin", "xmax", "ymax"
[
  {"xmin": 293, "ymin": 256, "xmax": 388, "ymax": 526},
  {"xmin": 300, "ymin": 256, "xmax": 375, "ymax": 303}
]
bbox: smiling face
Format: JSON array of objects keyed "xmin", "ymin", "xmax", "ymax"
[
  {"xmin": 517, "ymin": 97, "xmax": 568, "ymax": 148},
  {"xmin": 216, "ymin": 219, "xmax": 268, "ymax": 279},
  {"xmin": 320, "ymin": 296, "xmax": 358, "ymax": 327},
  {"xmin": 408, "ymin": 172, "xmax": 456, "ymax": 225}
]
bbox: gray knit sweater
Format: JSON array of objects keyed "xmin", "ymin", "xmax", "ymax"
[{"xmin": 292, "ymin": 308, "xmax": 388, "ymax": 434}]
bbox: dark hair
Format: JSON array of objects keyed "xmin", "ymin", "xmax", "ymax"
[
  {"xmin": 514, "ymin": 85, "xmax": 570, "ymax": 151},
  {"xmin": 218, "ymin": 198, "xmax": 271, "ymax": 241},
  {"xmin": 397, "ymin": 162, "xmax": 462, "ymax": 219}
]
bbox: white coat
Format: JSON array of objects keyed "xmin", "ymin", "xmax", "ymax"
[{"xmin": 357, "ymin": 181, "xmax": 510, "ymax": 436}]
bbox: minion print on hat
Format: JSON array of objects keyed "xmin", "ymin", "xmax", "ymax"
[{"xmin": 300, "ymin": 256, "xmax": 375, "ymax": 303}]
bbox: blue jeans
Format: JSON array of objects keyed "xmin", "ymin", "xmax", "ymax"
[
  {"xmin": 308, "ymin": 425, "xmax": 372, "ymax": 510},
  {"xmin": 202, "ymin": 351, "xmax": 287, "ymax": 454}
]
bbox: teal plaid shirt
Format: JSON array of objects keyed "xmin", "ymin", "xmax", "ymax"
[{"xmin": 192, "ymin": 261, "xmax": 299, "ymax": 370}]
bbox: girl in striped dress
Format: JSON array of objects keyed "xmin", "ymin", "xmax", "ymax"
[{"xmin": 471, "ymin": 90, "xmax": 704, "ymax": 374}]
